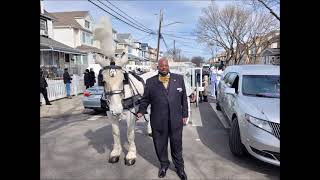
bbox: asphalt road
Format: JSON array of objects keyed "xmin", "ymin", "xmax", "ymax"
[{"xmin": 40, "ymin": 96, "xmax": 279, "ymax": 179}]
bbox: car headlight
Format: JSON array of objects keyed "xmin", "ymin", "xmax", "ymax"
[{"xmin": 245, "ymin": 114, "xmax": 273, "ymax": 134}]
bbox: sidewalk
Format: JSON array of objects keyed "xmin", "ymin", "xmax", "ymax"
[{"xmin": 40, "ymin": 95, "xmax": 84, "ymax": 118}]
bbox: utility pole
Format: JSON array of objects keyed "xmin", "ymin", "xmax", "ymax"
[
  {"xmin": 173, "ymin": 40, "xmax": 175, "ymax": 61},
  {"xmin": 156, "ymin": 9, "xmax": 163, "ymax": 62}
]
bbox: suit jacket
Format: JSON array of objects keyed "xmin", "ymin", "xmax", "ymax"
[{"xmin": 138, "ymin": 73, "xmax": 188, "ymax": 131}]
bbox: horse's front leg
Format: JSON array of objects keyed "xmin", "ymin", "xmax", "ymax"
[
  {"xmin": 124, "ymin": 109, "xmax": 137, "ymax": 166},
  {"xmin": 108, "ymin": 113, "xmax": 122, "ymax": 163}
]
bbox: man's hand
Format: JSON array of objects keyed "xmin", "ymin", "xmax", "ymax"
[
  {"xmin": 136, "ymin": 112, "xmax": 143, "ymax": 121},
  {"xmin": 182, "ymin": 118, "xmax": 188, "ymax": 125}
]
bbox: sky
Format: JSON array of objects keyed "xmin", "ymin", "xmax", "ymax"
[{"xmin": 43, "ymin": 0, "xmax": 233, "ymax": 60}]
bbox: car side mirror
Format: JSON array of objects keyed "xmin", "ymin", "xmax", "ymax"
[{"xmin": 225, "ymin": 87, "xmax": 236, "ymax": 95}]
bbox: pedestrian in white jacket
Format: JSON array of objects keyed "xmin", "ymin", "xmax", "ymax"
[{"xmin": 210, "ymin": 67, "xmax": 217, "ymax": 98}]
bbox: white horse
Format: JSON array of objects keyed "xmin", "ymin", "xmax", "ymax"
[{"xmin": 93, "ymin": 17, "xmax": 145, "ymax": 166}]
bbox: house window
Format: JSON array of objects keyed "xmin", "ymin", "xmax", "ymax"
[
  {"xmin": 40, "ymin": 19, "xmax": 48, "ymax": 36},
  {"xmin": 82, "ymin": 32, "xmax": 85, "ymax": 43},
  {"xmin": 85, "ymin": 20, "xmax": 90, "ymax": 29},
  {"xmin": 128, "ymin": 47, "xmax": 132, "ymax": 54},
  {"xmin": 82, "ymin": 55, "xmax": 88, "ymax": 64},
  {"xmin": 65, "ymin": 54, "xmax": 70, "ymax": 62},
  {"xmin": 81, "ymin": 31, "xmax": 93, "ymax": 45}
]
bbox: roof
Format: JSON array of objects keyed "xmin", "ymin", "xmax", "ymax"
[
  {"xmin": 118, "ymin": 39, "xmax": 128, "ymax": 44},
  {"xmin": 141, "ymin": 43, "xmax": 148, "ymax": 47},
  {"xmin": 40, "ymin": 36, "xmax": 84, "ymax": 55},
  {"xmin": 117, "ymin": 33, "xmax": 131, "ymax": 40},
  {"xmin": 76, "ymin": 45, "xmax": 102, "ymax": 54},
  {"xmin": 51, "ymin": 11, "xmax": 89, "ymax": 18},
  {"xmin": 261, "ymin": 48, "xmax": 280, "ymax": 56},
  {"xmin": 50, "ymin": 11, "xmax": 90, "ymax": 31},
  {"xmin": 41, "ymin": 10, "xmax": 57, "ymax": 20},
  {"xmin": 224, "ymin": 64, "xmax": 279, "ymax": 76},
  {"xmin": 128, "ymin": 54, "xmax": 142, "ymax": 61}
]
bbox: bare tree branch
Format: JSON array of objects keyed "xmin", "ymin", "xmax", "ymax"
[
  {"xmin": 257, "ymin": 0, "xmax": 280, "ymax": 21},
  {"xmin": 195, "ymin": 2, "xmax": 279, "ymax": 65}
]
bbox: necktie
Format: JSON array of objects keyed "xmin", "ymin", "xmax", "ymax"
[{"xmin": 159, "ymin": 75, "xmax": 170, "ymax": 89}]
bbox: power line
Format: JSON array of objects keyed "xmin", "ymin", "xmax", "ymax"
[
  {"xmin": 162, "ymin": 31, "xmax": 197, "ymax": 36},
  {"xmin": 88, "ymin": 0, "xmax": 154, "ymax": 34},
  {"xmin": 103, "ymin": 0, "xmax": 154, "ymax": 33},
  {"xmin": 135, "ymin": 34, "xmax": 152, "ymax": 41},
  {"xmin": 161, "ymin": 34, "xmax": 170, "ymax": 52},
  {"xmin": 165, "ymin": 37, "xmax": 203, "ymax": 49},
  {"xmin": 165, "ymin": 36, "xmax": 190, "ymax": 44},
  {"xmin": 97, "ymin": 0, "xmax": 154, "ymax": 34},
  {"xmin": 136, "ymin": 33, "xmax": 158, "ymax": 43},
  {"xmin": 162, "ymin": 33, "xmax": 197, "ymax": 41},
  {"xmin": 175, "ymin": 42, "xmax": 207, "ymax": 51}
]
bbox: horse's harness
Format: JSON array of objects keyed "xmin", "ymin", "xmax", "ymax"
[{"xmin": 101, "ymin": 64, "xmax": 148, "ymax": 121}]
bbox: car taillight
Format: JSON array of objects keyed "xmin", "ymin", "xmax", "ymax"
[{"xmin": 84, "ymin": 91, "xmax": 91, "ymax": 97}]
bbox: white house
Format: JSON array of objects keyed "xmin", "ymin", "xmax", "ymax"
[
  {"xmin": 117, "ymin": 33, "xmax": 141, "ymax": 65},
  {"xmin": 141, "ymin": 43, "xmax": 149, "ymax": 60},
  {"xmin": 49, "ymin": 11, "xmax": 105, "ymax": 75},
  {"xmin": 40, "ymin": 2, "xmax": 84, "ymax": 78},
  {"xmin": 148, "ymin": 46, "xmax": 157, "ymax": 62}
]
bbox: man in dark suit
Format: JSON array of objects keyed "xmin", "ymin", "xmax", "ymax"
[{"xmin": 137, "ymin": 57, "xmax": 188, "ymax": 180}]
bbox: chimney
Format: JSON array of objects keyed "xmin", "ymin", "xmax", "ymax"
[{"xmin": 40, "ymin": 0, "xmax": 44, "ymax": 14}]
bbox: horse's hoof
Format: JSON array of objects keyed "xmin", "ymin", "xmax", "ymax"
[
  {"xmin": 124, "ymin": 158, "xmax": 136, "ymax": 166},
  {"xmin": 109, "ymin": 156, "xmax": 120, "ymax": 163}
]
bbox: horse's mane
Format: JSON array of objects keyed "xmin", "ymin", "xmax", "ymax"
[{"xmin": 123, "ymin": 73, "xmax": 143, "ymax": 99}]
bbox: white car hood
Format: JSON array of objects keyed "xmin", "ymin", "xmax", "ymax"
[{"xmin": 241, "ymin": 96, "xmax": 280, "ymax": 124}]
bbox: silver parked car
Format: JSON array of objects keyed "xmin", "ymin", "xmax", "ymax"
[
  {"xmin": 83, "ymin": 86, "xmax": 108, "ymax": 112},
  {"xmin": 216, "ymin": 65, "xmax": 280, "ymax": 166}
]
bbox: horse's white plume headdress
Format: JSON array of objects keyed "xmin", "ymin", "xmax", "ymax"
[{"xmin": 93, "ymin": 16, "xmax": 128, "ymax": 67}]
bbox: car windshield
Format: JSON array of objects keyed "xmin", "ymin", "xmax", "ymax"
[{"xmin": 242, "ymin": 75, "xmax": 280, "ymax": 98}]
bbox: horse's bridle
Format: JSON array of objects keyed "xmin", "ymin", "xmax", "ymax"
[
  {"xmin": 102, "ymin": 64, "xmax": 126, "ymax": 97},
  {"xmin": 101, "ymin": 64, "xmax": 148, "ymax": 121}
]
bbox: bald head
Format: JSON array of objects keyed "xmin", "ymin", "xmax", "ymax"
[
  {"xmin": 158, "ymin": 57, "xmax": 168, "ymax": 63},
  {"xmin": 158, "ymin": 57, "xmax": 169, "ymax": 76}
]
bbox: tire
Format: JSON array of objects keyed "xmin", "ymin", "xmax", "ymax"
[
  {"xmin": 229, "ymin": 117, "xmax": 246, "ymax": 157},
  {"xmin": 94, "ymin": 109, "xmax": 104, "ymax": 113}
]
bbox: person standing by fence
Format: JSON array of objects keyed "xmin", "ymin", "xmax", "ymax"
[
  {"xmin": 89, "ymin": 68, "xmax": 96, "ymax": 87},
  {"xmin": 84, "ymin": 69, "xmax": 90, "ymax": 89},
  {"xmin": 63, "ymin": 68, "xmax": 72, "ymax": 99},
  {"xmin": 98, "ymin": 69, "xmax": 104, "ymax": 86},
  {"xmin": 40, "ymin": 68, "xmax": 51, "ymax": 105}
]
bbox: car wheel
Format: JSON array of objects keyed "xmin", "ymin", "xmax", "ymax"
[
  {"xmin": 229, "ymin": 117, "xmax": 246, "ymax": 157},
  {"xmin": 94, "ymin": 109, "xmax": 103, "ymax": 113}
]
